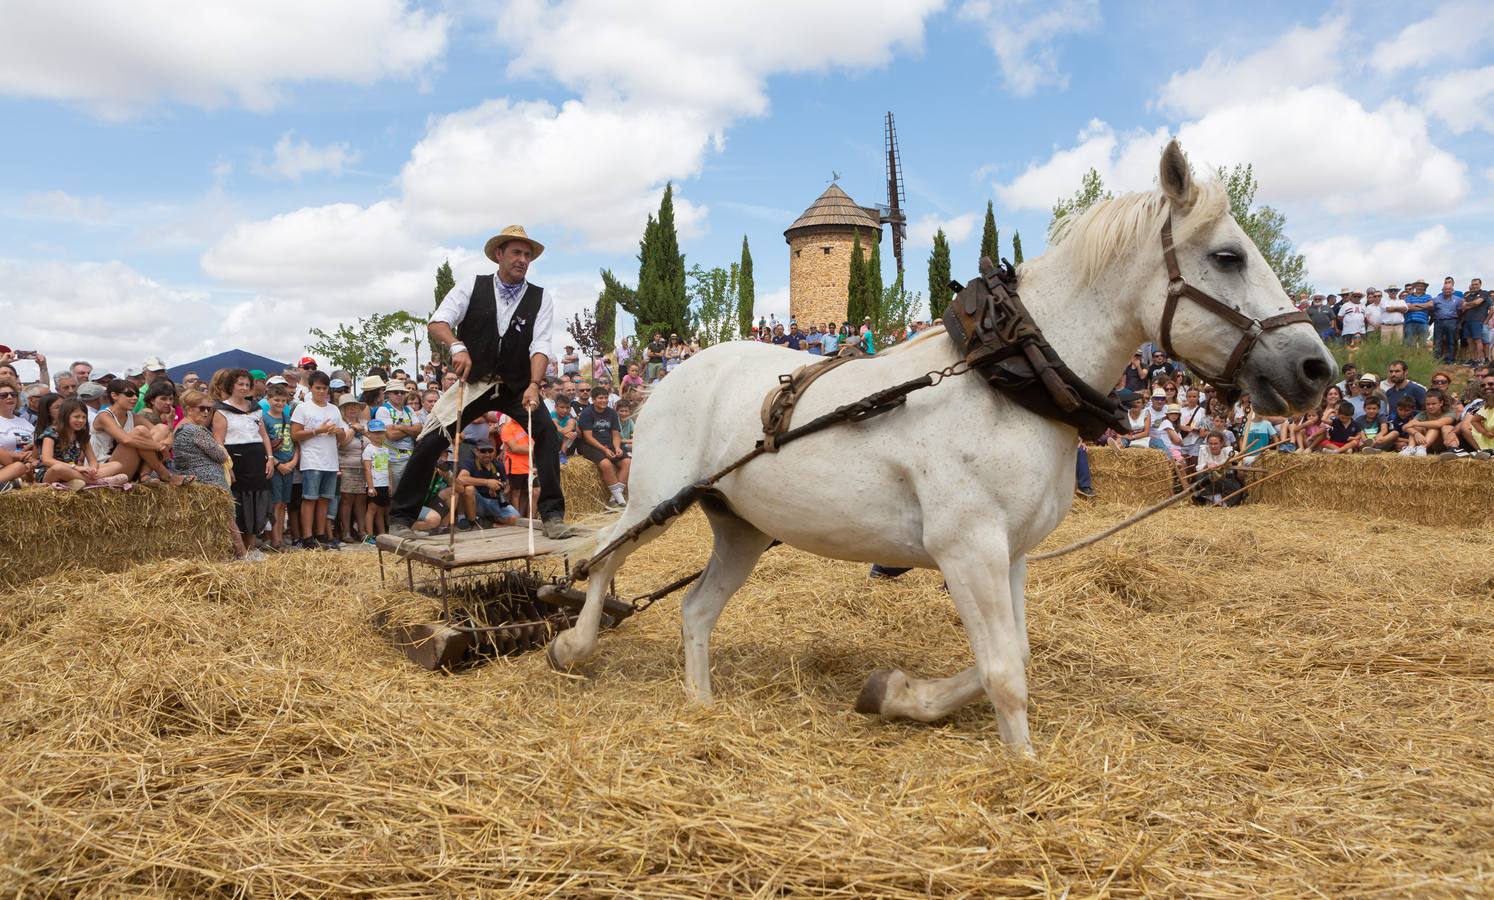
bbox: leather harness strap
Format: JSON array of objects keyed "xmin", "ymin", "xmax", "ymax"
[
  {"xmin": 1159, "ymin": 216, "xmax": 1309, "ymax": 394},
  {"xmin": 759, "ymin": 344, "xmax": 868, "ymax": 451}
]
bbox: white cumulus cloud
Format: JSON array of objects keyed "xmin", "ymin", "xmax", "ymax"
[
  {"xmin": 1157, "ymin": 16, "xmax": 1349, "ymax": 117},
  {"xmin": 1419, "ymin": 65, "xmax": 1494, "ymax": 134},
  {"xmin": 256, "ymin": 132, "xmax": 361, "ymax": 180},
  {"xmin": 0, "ymin": 0, "xmax": 447, "ymax": 116},
  {"xmin": 956, "ymin": 0, "xmax": 1099, "ymax": 96},
  {"xmin": 1299, "ymin": 225, "xmax": 1493, "ymax": 290},
  {"xmin": 1372, "ymin": 2, "xmax": 1494, "ymax": 74},
  {"xmin": 907, "ymin": 212, "xmax": 979, "ymax": 250}
]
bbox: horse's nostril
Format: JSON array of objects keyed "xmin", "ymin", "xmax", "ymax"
[{"xmin": 1300, "ymin": 357, "xmax": 1332, "ymax": 384}]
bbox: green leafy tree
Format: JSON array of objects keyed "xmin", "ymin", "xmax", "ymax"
[
  {"xmin": 846, "ymin": 232, "xmax": 868, "ymax": 326},
  {"xmin": 595, "ymin": 276, "xmax": 617, "ymax": 356},
  {"xmin": 737, "ymin": 235, "xmax": 755, "ymax": 337},
  {"xmin": 877, "ymin": 274, "xmax": 920, "ymax": 346},
  {"xmin": 307, "ymin": 311, "xmax": 419, "ymax": 376},
  {"xmin": 1048, "ymin": 167, "xmax": 1112, "ymax": 238},
  {"xmin": 865, "ymin": 239, "xmax": 885, "ymax": 332},
  {"xmin": 629, "ymin": 182, "xmax": 689, "ymax": 340},
  {"xmin": 980, "ymin": 200, "xmax": 999, "ymax": 265},
  {"xmin": 598, "ymin": 268, "xmax": 634, "ymax": 356},
  {"xmin": 688, "ymin": 263, "xmax": 740, "ymax": 346},
  {"xmin": 1012, "ymin": 230, "xmax": 1024, "ymax": 266},
  {"xmin": 565, "ymin": 308, "xmax": 606, "ymax": 370},
  {"xmin": 928, "ymin": 227, "xmax": 953, "ymax": 319},
  {"xmin": 430, "ymin": 259, "xmax": 455, "ymax": 366},
  {"xmin": 1215, "ymin": 163, "xmax": 1310, "ymax": 295}
]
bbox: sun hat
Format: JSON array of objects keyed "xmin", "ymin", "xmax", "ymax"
[
  {"xmin": 1410, "ymin": 278, "xmax": 1429, "ymax": 287},
  {"xmin": 385, "ymin": 381, "xmax": 409, "ymax": 392},
  {"xmin": 359, "ymin": 375, "xmax": 386, "ymax": 392},
  {"xmin": 1151, "ymin": 388, "xmax": 1167, "ymax": 399},
  {"xmin": 337, "ymin": 395, "xmax": 363, "ymax": 408},
  {"xmin": 483, "ymin": 224, "xmax": 544, "ymax": 263},
  {"xmin": 1385, "ymin": 284, "xmax": 1401, "ymax": 291},
  {"xmin": 1165, "ymin": 403, "xmax": 1182, "ymax": 414},
  {"xmin": 1359, "ymin": 373, "xmax": 1378, "ymax": 383},
  {"xmin": 143, "ymin": 356, "xmax": 167, "ymax": 372}
]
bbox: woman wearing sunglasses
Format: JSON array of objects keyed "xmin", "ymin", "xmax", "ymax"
[
  {"xmin": 0, "ymin": 377, "xmax": 35, "ymax": 490},
  {"xmin": 93, "ymin": 379, "xmax": 181, "ymax": 484},
  {"xmin": 173, "ymin": 389, "xmax": 258, "ymax": 560}
]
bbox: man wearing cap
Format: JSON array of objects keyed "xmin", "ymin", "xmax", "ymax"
[
  {"xmin": 1402, "ymin": 278, "xmax": 1433, "ymax": 347},
  {"xmin": 392, "ymin": 224, "xmax": 570, "ymax": 538},
  {"xmin": 374, "ymin": 380, "xmax": 419, "ymax": 491},
  {"xmin": 77, "ymin": 380, "xmax": 106, "ymax": 425},
  {"xmin": 1458, "ymin": 277, "xmax": 1487, "ymax": 366},
  {"xmin": 1380, "ymin": 285, "xmax": 1406, "ymax": 344}
]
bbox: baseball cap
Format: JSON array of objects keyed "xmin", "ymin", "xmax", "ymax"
[
  {"xmin": 299, "ymin": 356, "xmax": 317, "ymax": 368},
  {"xmin": 248, "ymin": 369, "xmax": 267, "ymax": 381},
  {"xmin": 329, "ymin": 378, "xmax": 348, "ymax": 390},
  {"xmin": 143, "ymin": 356, "xmax": 166, "ymax": 372},
  {"xmin": 266, "ymin": 375, "xmax": 289, "ymax": 386},
  {"xmin": 124, "ymin": 366, "xmax": 144, "ymax": 378},
  {"xmin": 365, "ymin": 419, "xmax": 386, "ymax": 432},
  {"xmin": 474, "ymin": 438, "xmax": 495, "ymax": 451},
  {"xmin": 77, "ymin": 382, "xmax": 106, "ymax": 400}
]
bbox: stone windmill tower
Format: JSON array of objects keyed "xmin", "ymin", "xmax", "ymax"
[{"xmin": 783, "ymin": 182, "xmax": 883, "ymax": 327}]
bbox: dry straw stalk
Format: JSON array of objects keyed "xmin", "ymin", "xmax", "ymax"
[{"xmin": 2, "ymin": 495, "xmax": 1490, "ymax": 895}]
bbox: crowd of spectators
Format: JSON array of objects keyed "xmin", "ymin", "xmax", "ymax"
[
  {"xmin": 0, "ymin": 349, "xmax": 645, "ymax": 561},
  {"xmin": 5, "ymin": 281, "xmax": 1488, "ymax": 554}
]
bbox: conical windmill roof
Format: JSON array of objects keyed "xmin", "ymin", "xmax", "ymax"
[{"xmin": 784, "ymin": 183, "xmax": 883, "ymax": 239}]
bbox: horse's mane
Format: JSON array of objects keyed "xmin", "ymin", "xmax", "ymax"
[{"xmin": 1032, "ymin": 181, "xmax": 1228, "ymax": 288}]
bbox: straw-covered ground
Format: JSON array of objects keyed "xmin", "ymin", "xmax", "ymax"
[{"xmin": 2, "ymin": 496, "xmax": 1491, "ymax": 896}]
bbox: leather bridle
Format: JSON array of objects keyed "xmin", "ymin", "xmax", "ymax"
[{"xmin": 1158, "ymin": 215, "xmax": 1309, "ymax": 395}]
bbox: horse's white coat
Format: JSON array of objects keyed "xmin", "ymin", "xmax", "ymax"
[{"xmin": 548, "ymin": 142, "xmax": 1335, "ymax": 753}]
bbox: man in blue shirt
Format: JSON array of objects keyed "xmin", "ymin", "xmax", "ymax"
[
  {"xmin": 1381, "ymin": 359, "xmax": 1427, "ymax": 413},
  {"xmin": 1429, "ymin": 276, "xmax": 1464, "ymax": 363},
  {"xmin": 1402, "ymin": 278, "xmax": 1433, "ymax": 348}
]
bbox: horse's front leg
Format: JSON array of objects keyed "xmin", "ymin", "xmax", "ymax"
[{"xmin": 858, "ymin": 529, "xmax": 1031, "ymax": 753}]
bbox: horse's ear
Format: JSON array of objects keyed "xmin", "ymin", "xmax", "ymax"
[{"xmin": 1159, "ymin": 139, "xmax": 1195, "ymax": 211}]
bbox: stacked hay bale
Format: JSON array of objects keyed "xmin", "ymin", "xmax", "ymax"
[
  {"xmin": 559, "ymin": 455, "xmax": 611, "ymax": 518},
  {"xmin": 1251, "ymin": 454, "xmax": 1494, "ymax": 527},
  {"xmin": 0, "ymin": 484, "xmax": 233, "ymax": 588},
  {"xmin": 1086, "ymin": 447, "xmax": 1177, "ymax": 504}
]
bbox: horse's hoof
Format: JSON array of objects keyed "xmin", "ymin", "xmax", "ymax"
[
  {"xmin": 854, "ymin": 668, "xmax": 895, "ymax": 715},
  {"xmin": 546, "ymin": 637, "xmax": 572, "ymax": 672}
]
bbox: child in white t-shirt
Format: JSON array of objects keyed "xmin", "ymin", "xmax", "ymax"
[{"xmin": 361, "ymin": 419, "xmax": 392, "ymax": 542}]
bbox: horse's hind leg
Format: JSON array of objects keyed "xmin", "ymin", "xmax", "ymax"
[{"xmin": 681, "ymin": 501, "xmax": 773, "ymax": 706}]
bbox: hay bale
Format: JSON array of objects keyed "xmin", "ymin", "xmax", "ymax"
[
  {"xmin": 560, "ymin": 455, "xmax": 611, "ymax": 518},
  {"xmin": 1087, "ymin": 446, "xmax": 1176, "ymax": 504},
  {"xmin": 1, "ymin": 501, "xmax": 1489, "ymax": 895},
  {"xmin": 1248, "ymin": 454, "xmax": 1494, "ymax": 528},
  {"xmin": 0, "ymin": 483, "xmax": 233, "ymax": 588}
]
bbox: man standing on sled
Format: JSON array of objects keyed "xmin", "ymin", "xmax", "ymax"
[{"xmin": 389, "ymin": 225, "xmax": 572, "ymax": 539}]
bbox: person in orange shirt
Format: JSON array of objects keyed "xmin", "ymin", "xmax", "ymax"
[{"xmin": 499, "ymin": 415, "xmax": 536, "ymax": 517}]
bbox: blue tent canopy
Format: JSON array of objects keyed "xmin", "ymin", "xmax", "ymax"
[{"xmin": 166, "ymin": 349, "xmax": 291, "ymax": 384}]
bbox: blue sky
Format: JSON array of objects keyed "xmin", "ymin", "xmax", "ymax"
[{"xmin": 2, "ymin": 0, "xmax": 1491, "ymax": 376}]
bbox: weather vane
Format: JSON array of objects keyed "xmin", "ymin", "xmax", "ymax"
[{"xmin": 830, "ymin": 170, "xmax": 841, "ymax": 184}]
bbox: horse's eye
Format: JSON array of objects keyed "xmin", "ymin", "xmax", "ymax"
[{"xmin": 1210, "ymin": 250, "xmax": 1244, "ymax": 271}]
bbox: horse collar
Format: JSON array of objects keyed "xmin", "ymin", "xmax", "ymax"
[{"xmin": 1158, "ymin": 215, "xmax": 1309, "ymax": 397}]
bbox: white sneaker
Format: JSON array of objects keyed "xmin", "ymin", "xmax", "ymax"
[
  {"xmin": 1399, "ymin": 446, "xmax": 1415, "ymax": 456},
  {"xmin": 1413, "ymin": 446, "xmax": 1427, "ymax": 456}
]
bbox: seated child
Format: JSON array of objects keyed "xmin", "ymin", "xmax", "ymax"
[
  {"xmin": 1319, "ymin": 401, "xmax": 1363, "ymax": 452},
  {"xmin": 1402, "ymin": 388, "xmax": 1460, "ymax": 456},
  {"xmin": 1353, "ymin": 397, "xmax": 1388, "ymax": 453},
  {"xmin": 1383, "ymin": 395, "xmax": 1418, "ymax": 453}
]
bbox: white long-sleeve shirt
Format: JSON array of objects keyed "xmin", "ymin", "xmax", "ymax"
[{"xmin": 431, "ymin": 274, "xmax": 554, "ymax": 361}]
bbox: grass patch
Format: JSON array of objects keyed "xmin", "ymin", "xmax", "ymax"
[{"xmin": 1329, "ymin": 334, "xmax": 1452, "ymax": 388}]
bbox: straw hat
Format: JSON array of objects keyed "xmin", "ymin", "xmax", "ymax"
[
  {"xmin": 359, "ymin": 375, "xmax": 386, "ymax": 392},
  {"xmin": 484, "ymin": 225, "xmax": 545, "ymax": 263}
]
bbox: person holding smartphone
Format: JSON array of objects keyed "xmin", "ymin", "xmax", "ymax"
[{"xmin": 0, "ymin": 376, "xmax": 35, "ymax": 489}]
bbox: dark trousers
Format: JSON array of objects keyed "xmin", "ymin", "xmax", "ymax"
[
  {"xmin": 1433, "ymin": 319, "xmax": 1458, "ymax": 362},
  {"xmin": 390, "ymin": 385, "xmax": 566, "ymax": 523}
]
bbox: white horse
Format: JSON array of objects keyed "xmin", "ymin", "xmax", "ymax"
[{"xmin": 549, "ymin": 141, "xmax": 1334, "ymax": 752}]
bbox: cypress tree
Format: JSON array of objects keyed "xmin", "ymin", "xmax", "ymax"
[
  {"xmin": 980, "ymin": 200, "xmax": 999, "ymax": 265},
  {"xmin": 737, "ymin": 235, "xmax": 754, "ymax": 337},
  {"xmin": 1012, "ymin": 230, "xmax": 1024, "ymax": 266},
  {"xmin": 634, "ymin": 183, "xmax": 689, "ymax": 338},
  {"xmin": 847, "ymin": 232, "xmax": 867, "ymax": 325},
  {"xmin": 430, "ymin": 259, "xmax": 455, "ymax": 364},
  {"xmin": 928, "ymin": 228, "xmax": 952, "ymax": 320},
  {"xmin": 865, "ymin": 238, "xmax": 884, "ymax": 331}
]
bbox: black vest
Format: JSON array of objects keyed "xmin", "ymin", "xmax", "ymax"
[{"xmin": 457, "ymin": 275, "xmax": 544, "ymax": 387}]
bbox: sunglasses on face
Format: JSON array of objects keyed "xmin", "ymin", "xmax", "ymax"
[
  {"xmin": 1432, "ymin": 379, "xmax": 1450, "ymax": 385},
  {"xmin": 119, "ymin": 390, "xmax": 138, "ymax": 398}
]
